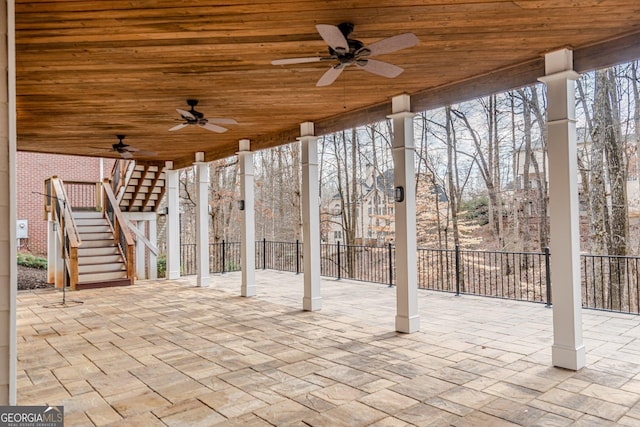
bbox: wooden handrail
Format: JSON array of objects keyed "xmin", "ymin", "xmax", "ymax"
[
  {"xmin": 110, "ymin": 159, "xmax": 135, "ymax": 201},
  {"xmin": 50, "ymin": 178, "xmax": 81, "ymax": 248},
  {"xmin": 49, "ymin": 177, "xmax": 82, "ymax": 289},
  {"xmin": 102, "ymin": 179, "xmax": 135, "ymax": 284}
]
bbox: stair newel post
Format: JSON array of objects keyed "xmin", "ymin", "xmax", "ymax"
[
  {"xmin": 69, "ymin": 246, "xmax": 79, "ymax": 291},
  {"xmin": 94, "ymin": 182, "xmax": 102, "ymax": 211},
  {"xmin": 102, "ymin": 178, "xmax": 110, "ymax": 221}
]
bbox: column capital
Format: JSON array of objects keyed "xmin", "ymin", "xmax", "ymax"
[
  {"xmin": 237, "ymin": 139, "xmax": 251, "ymax": 153},
  {"xmin": 544, "ymin": 48, "xmax": 574, "ymax": 75},
  {"xmin": 388, "ymin": 94, "xmax": 415, "ymax": 120},
  {"xmin": 300, "ymin": 121, "xmax": 315, "ymax": 137},
  {"xmin": 538, "ymin": 48, "xmax": 580, "ymax": 83},
  {"xmin": 194, "ymin": 151, "xmax": 205, "ymax": 163},
  {"xmin": 164, "ymin": 161, "xmax": 174, "ymax": 170},
  {"xmin": 298, "ymin": 121, "xmax": 318, "ymax": 144}
]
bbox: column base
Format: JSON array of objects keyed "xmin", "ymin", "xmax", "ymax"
[
  {"xmin": 552, "ymin": 343, "xmax": 585, "ymax": 371},
  {"xmin": 395, "ymin": 314, "xmax": 420, "ymax": 334},
  {"xmin": 166, "ymin": 270, "xmax": 180, "ymax": 280},
  {"xmin": 196, "ymin": 276, "xmax": 210, "ymax": 288},
  {"xmin": 241, "ymin": 286, "xmax": 256, "ymax": 297},
  {"xmin": 303, "ymin": 296, "xmax": 322, "ymax": 311}
]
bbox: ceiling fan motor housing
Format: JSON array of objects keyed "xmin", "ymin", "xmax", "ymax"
[{"xmin": 329, "ymin": 39, "xmax": 365, "ymax": 63}]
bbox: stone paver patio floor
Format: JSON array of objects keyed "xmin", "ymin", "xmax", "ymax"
[{"xmin": 17, "ymin": 271, "xmax": 640, "ymax": 426}]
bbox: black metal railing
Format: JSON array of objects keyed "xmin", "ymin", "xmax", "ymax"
[
  {"xmin": 181, "ymin": 241, "xmax": 242, "ymax": 275},
  {"xmin": 256, "ymin": 239, "xmax": 302, "ymax": 273},
  {"xmin": 178, "ymin": 241, "xmax": 640, "ymax": 315},
  {"xmin": 63, "ymin": 180, "xmax": 99, "ymax": 210},
  {"xmin": 319, "ymin": 242, "xmax": 394, "ymax": 285},
  {"xmin": 582, "ymin": 254, "xmax": 640, "ymax": 314}
]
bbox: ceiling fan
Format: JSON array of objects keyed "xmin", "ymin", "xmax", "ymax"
[
  {"xmin": 271, "ymin": 23, "xmax": 419, "ymax": 87},
  {"xmin": 170, "ymin": 99, "xmax": 237, "ymax": 133},
  {"xmin": 90, "ymin": 135, "xmax": 157, "ymax": 159}
]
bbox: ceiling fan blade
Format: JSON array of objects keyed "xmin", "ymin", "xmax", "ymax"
[
  {"xmin": 169, "ymin": 123, "xmax": 188, "ymax": 131},
  {"xmin": 120, "ymin": 151, "xmax": 134, "ymax": 159},
  {"xmin": 176, "ymin": 108, "xmax": 196, "ymax": 120},
  {"xmin": 208, "ymin": 118, "xmax": 238, "ymax": 125},
  {"xmin": 316, "ymin": 65, "xmax": 344, "ymax": 87},
  {"xmin": 357, "ymin": 33, "xmax": 419, "ymax": 57},
  {"xmin": 272, "ymin": 57, "xmax": 324, "ymax": 65},
  {"xmin": 316, "ymin": 24, "xmax": 348, "ymax": 52},
  {"xmin": 199, "ymin": 122, "xmax": 228, "ymax": 133},
  {"xmin": 357, "ymin": 59, "xmax": 404, "ymax": 78}
]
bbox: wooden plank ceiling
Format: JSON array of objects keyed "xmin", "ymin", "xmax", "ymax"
[{"xmin": 15, "ymin": 1, "xmax": 640, "ymax": 169}]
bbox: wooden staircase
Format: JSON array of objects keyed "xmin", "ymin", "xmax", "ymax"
[
  {"xmin": 75, "ymin": 211, "xmax": 130, "ymax": 289},
  {"xmin": 44, "ymin": 161, "xmax": 166, "ymax": 290},
  {"xmin": 117, "ymin": 163, "xmax": 166, "ymax": 213}
]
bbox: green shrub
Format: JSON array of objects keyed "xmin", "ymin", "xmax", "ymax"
[
  {"xmin": 460, "ymin": 195, "xmax": 490, "ymax": 226},
  {"xmin": 157, "ymin": 254, "xmax": 166, "ymax": 278},
  {"xmin": 17, "ymin": 253, "xmax": 47, "ymax": 269}
]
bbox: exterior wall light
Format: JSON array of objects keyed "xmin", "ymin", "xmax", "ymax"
[
  {"xmin": 238, "ymin": 200, "xmax": 245, "ymax": 211},
  {"xmin": 394, "ymin": 186, "xmax": 404, "ymax": 203}
]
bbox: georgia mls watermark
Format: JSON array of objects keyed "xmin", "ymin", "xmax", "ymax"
[{"xmin": 0, "ymin": 406, "xmax": 63, "ymax": 427}]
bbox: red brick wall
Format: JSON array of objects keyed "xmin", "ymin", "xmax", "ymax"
[{"xmin": 17, "ymin": 152, "xmax": 115, "ymax": 255}]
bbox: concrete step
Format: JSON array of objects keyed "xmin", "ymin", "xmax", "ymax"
[
  {"xmin": 78, "ymin": 246, "xmax": 118, "ymax": 257},
  {"xmin": 79, "ymin": 270, "xmax": 128, "ymax": 283}
]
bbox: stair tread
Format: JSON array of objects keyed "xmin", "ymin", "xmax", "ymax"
[
  {"xmin": 78, "ymin": 247, "xmax": 118, "ymax": 252},
  {"xmin": 78, "ymin": 255, "xmax": 123, "ymax": 264},
  {"xmin": 79, "ymin": 233, "xmax": 114, "ymax": 239}
]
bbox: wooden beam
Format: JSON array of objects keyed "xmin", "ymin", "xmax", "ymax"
[{"xmin": 574, "ymin": 31, "xmax": 640, "ymax": 73}]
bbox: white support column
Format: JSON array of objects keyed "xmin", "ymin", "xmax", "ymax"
[
  {"xmin": 136, "ymin": 220, "xmax": 146, "ymax": 280},
  {"xmin": 299, "ymin": 122, "xmax": 322, "ymax": 311},
  {"xmin": 238, "ymin": 139, "xmax": 256, "ymax": 297},
  {"xmin": 539, "ymin": 49, "xmax": 585, "ymax": 371},
  {"xmin": 389, "ymin": 94, "xmax": 420, "ymax": 334},
  {"xmin": 2, "ymin": 0, "xmax": 17, "ymax": 404},
  {"xmin": 194, "ymin": 152, "xmax": 210, "ymax": 287},
  {"xmin": 165, "ymin": 164, "xmax": 180, "ymax": 280},
  {"xmin": 148, "ymin": 216, "xmax": 157, "ymax": 280}
]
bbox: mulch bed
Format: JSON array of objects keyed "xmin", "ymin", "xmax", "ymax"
[{"xmin": 18, "ymin": 265, "xmax": 52, "ymax": 290}]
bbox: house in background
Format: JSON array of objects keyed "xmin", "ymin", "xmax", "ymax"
[
  {"xmin": 323, "ymin": 167, "xmax": 396, "ymax": 245},
  {"xmin": 514, "ymin": 129, "xmax": 640, "ymax": 217}
]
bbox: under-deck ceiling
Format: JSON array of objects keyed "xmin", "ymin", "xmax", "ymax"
[{"xmin": 15, "ymin": 1, "xmax": 640, "ymax": 168}]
